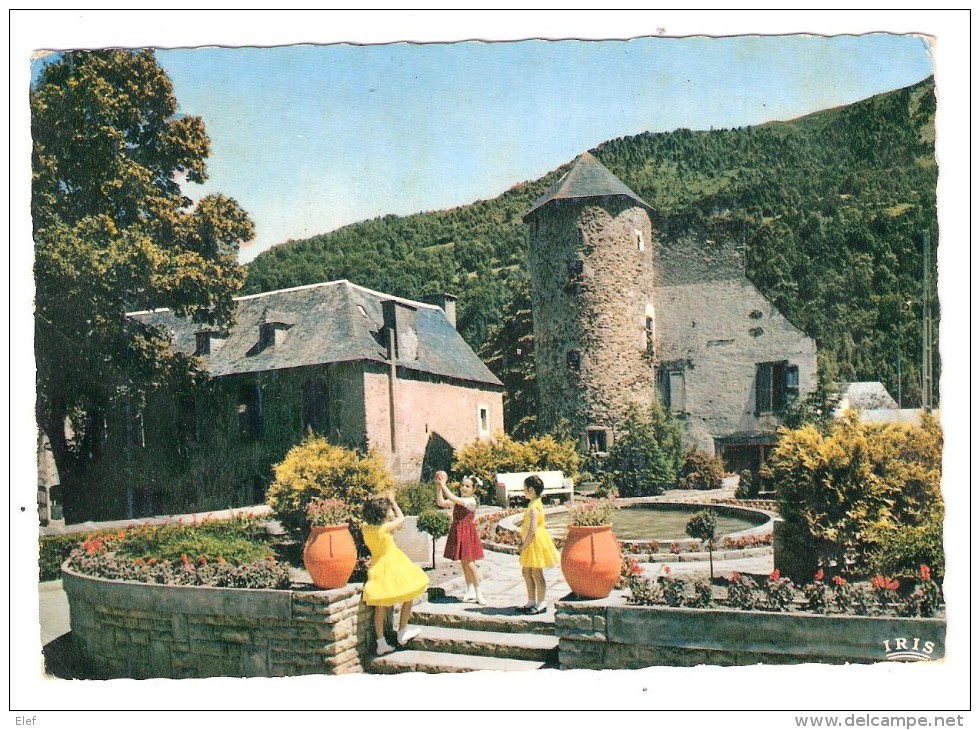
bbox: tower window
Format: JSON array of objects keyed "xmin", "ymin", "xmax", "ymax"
[
  {"xmin": 587, "ymin": 427, "xmax": 611, "ymax": 455},
  {"xmin": 635, "ymin": 230, "xmax": 644, "ymax": 252},
  {"xmin": 657, "ymin": 367, "xmax": 686, "ymax": 414},
  {"xmin": 477, "ymin": 405, "xmax": 490, "ymax": 435},
  {"xmin": 645, "ymin": 316, "xmax": 655, "ymax": 355}
]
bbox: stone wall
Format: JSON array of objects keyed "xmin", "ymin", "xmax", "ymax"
[
  {"xmin": 63, "ymin": 565, "xmax": 373, "ymax": 679},
  {"xmin": 654, "ymin": 275, "xmax": 817, "ymax": 454},
  {"xmin": 363, "ymin": 364, "xmax": 504, "ymax": 483},
  {"xmin": 528, "ymin": 198, "xmax": 656, "ymax": 439},
  {"xmin": 555, "ymin": 600, "xmax": 946, "ymax": 669}
]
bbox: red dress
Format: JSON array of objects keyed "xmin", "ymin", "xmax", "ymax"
[{"xmin": 443, "ymin": 502, "xmax": 484, "ymax": 561}]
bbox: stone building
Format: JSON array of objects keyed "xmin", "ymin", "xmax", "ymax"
[
  {"xmin": 63, "ymin": 280, "xmax": 503, "ymax": 522},
  {"xmin": 525, "ymin": 152, "xmax": 817, "ymax": 473}
]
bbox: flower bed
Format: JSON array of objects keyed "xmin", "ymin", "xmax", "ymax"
[
  {"xmin": 61, "ymin": 517, "xmax": 292, "ymax": 589},
  {"xmin": 624, "ymin": 566, "xmax": 944, "ymax": 619}
]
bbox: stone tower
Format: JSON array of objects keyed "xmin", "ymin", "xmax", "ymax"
[{"xmin": 524, "ymin": 152, "xmax": 657, "ymax": 451}]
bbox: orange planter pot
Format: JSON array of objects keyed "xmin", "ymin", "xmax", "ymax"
[
  {"xmin": 561, "ymin": 524, "xmax": 622, "ymax": 599},
  {"xmin": 303, "ymin": 524, "xmax": 357, "ymax": 589}
]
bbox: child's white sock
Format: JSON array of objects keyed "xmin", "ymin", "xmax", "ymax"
[
  {"xmin": 376, "ymin": 637, "xmax": 394, "ymax": 656},
  {"xmin": 396, "ymin": 625, "xmax": 420, "ymax": 644}
]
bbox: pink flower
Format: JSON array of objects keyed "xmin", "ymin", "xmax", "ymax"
[
  {"xmin": 832, "ymin": 575, "xmax": 846, "ymax": 587},
  {"xmin": 814, "ymin": 568, "xmax": 824, "ymax": 582},
  {"xmin": 919, "ymin": 565, "xmax": 931, "ymax": 581},
  {"xmin": 663, "ymin": 566, "xmax": 671, "ymax": 576},
  {"xmin": 769, "ymin": 569, "xmax": 780, "ymax": 581},
  {"xmin": 728, "ymin": 571, "xmax": 741, "ymax": 583}
]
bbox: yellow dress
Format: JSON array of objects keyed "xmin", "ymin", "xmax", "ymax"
[
  {"xmin": 519, "ymin": 498, "xmax": 560, "ymax": 569},
  {"xmin": 361, "ymin": 523, "xmax": 429, "ymax": 607}
]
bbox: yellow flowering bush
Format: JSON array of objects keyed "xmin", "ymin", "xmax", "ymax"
[
  {"xmin": 452, "ymin": 431, "xmax": 580, "ymax": 502},
  {"xmin": 266, "ymin": 436, "xmax": 392, "ymax": 537}
]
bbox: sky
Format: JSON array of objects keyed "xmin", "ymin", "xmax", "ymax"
[
  {"xmin": 9, "ymin": 9, "xmax": 973, "ymax": 721},
  {"xmin": 149, "ymin": 34, "xmax": 935, "ymax": 263}
]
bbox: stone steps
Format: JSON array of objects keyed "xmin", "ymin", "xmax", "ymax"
[
  {"xmin": 410, "ymin": 601, "xmax": 557, "ymax": 635},
  {"xmin": 370, "ymin": 649, "xmax": 548, "ymax": 674},
  {"xmin": 405, "ymin": 624, "xmax": 558, "ymax": 663}
]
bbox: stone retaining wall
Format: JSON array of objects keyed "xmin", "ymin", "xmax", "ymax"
[
  {"xmin": 555, "ymin": 599, "xmax": 946, "ymax": 669},
  {"xmin": 63, "ymin": 564, "xmax": 373, "ymax": 679}
]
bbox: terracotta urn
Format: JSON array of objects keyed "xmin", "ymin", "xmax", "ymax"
[
  {"xmin": 560, "ymin": 524, "xmax": 622, "ymax": 599},
  {"xmin": 303, "ymin": 524, "xmax": 357, "ymax": 589}
]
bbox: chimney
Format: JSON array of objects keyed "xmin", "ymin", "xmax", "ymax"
[{"xmin": 423, "ymin": 292, "xmax": 457, "ymax": 328}]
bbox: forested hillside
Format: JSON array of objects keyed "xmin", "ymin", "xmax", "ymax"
[{"xmin": 244, "ymin": 77, "xmax": 938, "ymax": 433}]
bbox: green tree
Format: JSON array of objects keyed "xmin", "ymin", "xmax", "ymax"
[
  {"xmin": 604, "ymin": 402, "xmax": 683, "ymax": 497},
  {"xmin": 685, "ymin": 509, "xmax": 718, "ymax": 579},
  {"xmin": 32, "ymin": 50, "xmax": 254, "ymax": 517}
]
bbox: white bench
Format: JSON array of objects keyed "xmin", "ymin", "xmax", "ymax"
[{"xmin": 495, "ymin": 470, "xmax": 574, "ymax": 508}]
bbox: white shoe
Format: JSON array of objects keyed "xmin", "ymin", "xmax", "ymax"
[
  {"xmin": 475, "ymin": 588, "xmax": 486, "ymax": 605},
  {"xmin": 463, "ymin": 585, "xmax": 476, "ymax": 602},
  {"xmin": 396, "ymin": 626, "xmax": 420, "ymax": 645},
  {"xmin": 376, "ymin": 638, "xmax": 395, "ymax": 656}
]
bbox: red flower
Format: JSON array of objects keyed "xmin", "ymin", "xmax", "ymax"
[
  {"xmin": 814, "ymin": 568, "xmax": 824, "ymax": 582},
  {"xmin": 216, "ymin": 556, "xmax": 225, "ymax": 564},
  {"xmin": 663, "ymin": 566, "xmax": 671, "ymax": 576},
  {"xmin": 919, "ymin": 565, "xmax": 931, "ymax": 581},
  {"xmin": 832, "ymin": 575, "xmax": 846, "ymax": 587},
  {"xmin": 147, "ymin": 558, "xmax": 157, "ymax": 565},
  {"xmin": 886, "ymin": 578, "xmax": 899, "ymax": 591},
  {"xmin": 870, "ymin": 575, "xmax": 885, "ymax": 590},
  {"xmin": 769, "ymin": 569, "xmax": 780, "ymax": 581},
  {"xmin": 729, "ymin": 571, "xmax": 741, "ymax": 583},
  {"xmin": 180, "ymin": 554, "xmax": 190, "ymax": 566}
]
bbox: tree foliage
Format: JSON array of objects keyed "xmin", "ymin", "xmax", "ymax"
[
  {"xmin": 32, "ymin": 49, "xmax": 254, "ymax": 503},
  {"xmin": 604, "ymin": 402, "xmax": 683, "ymax": 497}
]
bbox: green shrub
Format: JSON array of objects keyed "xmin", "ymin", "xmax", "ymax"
[
  {"xmin": 266, "ymin": 436, "xmax": 393, "ymax": 538},
  {"xmin": 605, "ymin": 402, "xmax": 683, "ymax": 497},
  {"xmin": 40, "ymin": 533, "xmax": 92, "ymax": 581},
  {"xmin": 770, "ymin": 412, "xmax": 943, "ymax": 577},
  {"xmin": 677, "ymin": 448, "xmax": 725, "ymax": 490},
  {"xmin": 868, "ymin": 509, "xmax": 945, "ymax": 581},
  {"xmin": 417, "ymin": 508, "xmax": 452, "ymax": 569},
  {"xmin": 734, "ymin": 469, "xmax": 755, "ymax": 499},
  {"xmin": 396, "ymin": 481, "xmax": 438, "ymax": 516}
]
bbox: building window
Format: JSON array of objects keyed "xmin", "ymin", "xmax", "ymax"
[
  {"xmin": 587, "ymin": 427, "xmax": 611, "ymax": 455},
  {"xmin": 756, "ymin": 361, "xmax": 799, "ymax": 414},
  {"xmin": 237, "ymin": 384, "xmax": 263, "ymax": 439},
  {"xmin": 635, "ymin": 230, "xmax": 644, "ymax": 252},
  {"xmin": 303, "ymin": 379, "xmax": 329, "ymax": 434},
  {"xmin": 478, "ymin": 405, "xmax": 490, "ymax": 435},
  {"xmin": 657, "ymin": 367, "xmax": 686, "ymax": 414},
  {"xmin": 645, "ymin": 316, "xmax": 655, "ymax": 356},
  {"xmin": 177, "ymin": 397, "xmax": 198, "ymax": 445}
]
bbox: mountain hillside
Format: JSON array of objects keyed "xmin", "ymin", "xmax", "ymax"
[{"xmin": 244, "ymin": 77, "xmax": 938, "ymax": 429}]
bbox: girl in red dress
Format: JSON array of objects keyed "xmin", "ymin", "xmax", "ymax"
[{"xmin": 435, "ymin": 471, "xmax": 486, "ymax": 605}]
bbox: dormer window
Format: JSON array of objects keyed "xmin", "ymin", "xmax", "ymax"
[{"xmin": 257, "ymin": 309, "xmax": 296, "ymax": 351}]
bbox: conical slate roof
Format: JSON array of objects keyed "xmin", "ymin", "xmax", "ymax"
[{"xmin": 524, "ymin": 151, "xmax": 654, "ymax": 219}]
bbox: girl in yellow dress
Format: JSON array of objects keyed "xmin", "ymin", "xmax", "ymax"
[
  {"xmin": 518, "ymin": 474, "xmax": 560, "ymax": 615},
  {"xmin": 361, "ymin": 490, "xmax": 429, "ymax": 655}
]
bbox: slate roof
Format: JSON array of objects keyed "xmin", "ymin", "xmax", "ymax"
[
  {"xmin": 835, "ymin": 382, "xmax": 899, "ymax": 411},
  {"xmin": 524, "ymin": 151, "xmax": 654, "ymax": 219},
  {"xmin": 128, "ymin": 280, "xmax": 503, "ymax": 388}
]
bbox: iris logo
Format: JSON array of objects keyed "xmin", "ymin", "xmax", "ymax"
[{"xmin": 882, "ymin": 637, "xmax": 936, "ymax": 661}]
